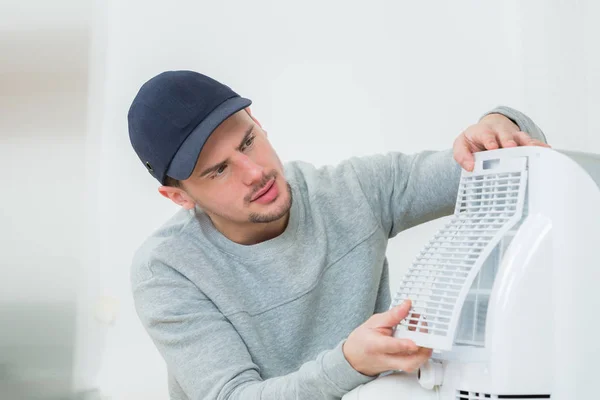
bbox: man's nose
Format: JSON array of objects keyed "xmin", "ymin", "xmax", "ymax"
[{"xmin": 233, "ymin": 153, "xmax": 264, "ymax": 185}]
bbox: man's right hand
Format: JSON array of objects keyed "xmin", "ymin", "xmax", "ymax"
[{"xmin": 342, "ymin": 300, "xmax": 433, "ymax": 376}]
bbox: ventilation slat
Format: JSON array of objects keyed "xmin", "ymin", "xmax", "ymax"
[
  {"xmin": 418, "ymin": 255, "xmax": 480, "ymax": 263},
  {"xmin": 400, "ymin": 282, "xmax": 462, "ymax": 293},
  {"xmin": 409, "ymin": 264, "xmax": 472, "ymax": 273},
  {"xmin": 405, "ymin": 319, "xmax": 449, "ymax": 328},
  {"xmin": 425, "ymin": 243, "xmax": 489, "ymax": 251},
  {"xmin": 451, "ymin": 211, "xmax": 516, "ymax": 217},
  {"xmin": 438, "ymin": 227, "xmax": 500, "ymax": 233},
  {"xmin": 404, "ymin": 298, "xmax": 457, "ymax": 307},
  {"xmin": 457, "ymin": 205, "xmax": 518, "ymax": 212},
  {"xmin": 401, "ymin": 292, "xmax": 459, "ymax": 302},
  {"xmin": 462, "ymin": 189, "xmax": 521, "ymax": 197},
  {"xmin": 420, "ymin": 250, "xmax": 484, "ymax": 258},
  {"xmin": 406, "ymin": 267, "xmax": 471, "ymax": 276}
]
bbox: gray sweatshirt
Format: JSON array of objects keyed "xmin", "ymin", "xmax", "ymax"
[{"xmin": 131, "ymin": 106, "xmax": 546, "ymax": 399}]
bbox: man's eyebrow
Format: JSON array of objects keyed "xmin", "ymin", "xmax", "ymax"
[{"xmin": 198, "ymin": 125, "xmax": 255, "ymax": 177}]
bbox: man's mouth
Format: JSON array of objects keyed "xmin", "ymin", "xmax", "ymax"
[{"xmin": 250, "ymin": 179, "xmax": 276, "ymax": 202}]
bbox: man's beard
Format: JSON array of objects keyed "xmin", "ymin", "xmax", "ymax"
[{"xmin": 248, "ymin": 182, "xmax": 293, "ymax": 223}]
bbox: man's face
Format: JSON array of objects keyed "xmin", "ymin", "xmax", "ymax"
[{"xmin": 178, "ymin": 109, "xmax": 292, "ymax": 226}]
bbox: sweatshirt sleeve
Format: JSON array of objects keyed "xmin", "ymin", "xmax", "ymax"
[
  {"xmin": 348, "ymin": 106, "xmax": 547, "ymax": 238},
  {"xmin": 132, "ymin": 260, "xmax": 374, "ymax": 400},
  {"xmin": 481, "ymin": 105, "xmax": 548, "ymax": 143}
]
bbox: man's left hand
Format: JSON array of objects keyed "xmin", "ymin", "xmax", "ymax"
[{"xmin": 453, "ymin": 113, "xmax": 551, "ymax": 171}]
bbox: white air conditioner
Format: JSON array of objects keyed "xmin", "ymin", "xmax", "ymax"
[{"xmin": 344, "ymin": 146, "xmax": 600, "ymax": 400}]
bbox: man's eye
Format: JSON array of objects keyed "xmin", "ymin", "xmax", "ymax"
[
  {"xmin": 212, "ymin": 165, "xmax": 227, "ymax": 178},
  {"xmin": 243, "ymin": 136, "xmax": 255, "ymax": 149}
]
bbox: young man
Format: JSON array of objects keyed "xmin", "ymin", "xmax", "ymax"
[{"xmin": 127, "ymin": 70, "xmax": 549, "ymax": 400}]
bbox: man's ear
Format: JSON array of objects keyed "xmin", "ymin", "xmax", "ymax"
[{"xmin": 158, "ymin": 186, "xmax": 196, "ymax": 210}]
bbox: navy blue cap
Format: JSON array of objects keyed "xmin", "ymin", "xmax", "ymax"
[{"xmin": 127, "ymin": 70, "xmax": 252, "ymax": 184}]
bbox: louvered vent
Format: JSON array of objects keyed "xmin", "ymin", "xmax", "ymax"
[
  {"xmin": 455, "ymin": 390, "xmax": 550, "ymax": 399},
  {"xmin": 391, "ymin": 156, "xmax": 528, "ymax": 350}
]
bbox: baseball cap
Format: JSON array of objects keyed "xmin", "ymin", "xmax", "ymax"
[{"xmin": 127, "ymin": 70, "xmax": 252, "ymax": 184}]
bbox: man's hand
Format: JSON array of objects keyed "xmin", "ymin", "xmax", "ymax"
[
  {"xmin": 343, "ymin": 300, "xmax": 432, "ymax": 377},
  {"xmin": 453, "ymin": 113, "xmax": 551, "ymax": 171}
]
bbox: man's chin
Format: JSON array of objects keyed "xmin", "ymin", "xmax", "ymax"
[{"xmin": 248, "ymin": 183, "xmax": 293, "ymax": 224}]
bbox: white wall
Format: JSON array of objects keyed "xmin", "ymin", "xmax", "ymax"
[
  {"xmin": 72, "ymin": 0, "xmax": 599, "ymax": 398},
  {"xmin": 0, "ymin": 1, "xmax": 91, "ymax": 398}
]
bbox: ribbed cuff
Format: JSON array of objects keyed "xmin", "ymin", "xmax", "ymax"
[
  {"xmin": 480, "ymin": 105, "xmax": 548, "ymax": 144},
  {"xmin": 321, "ymin": 340, "xmax": 375, "ymax": 392}
]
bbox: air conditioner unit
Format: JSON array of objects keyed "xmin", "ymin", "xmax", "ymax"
[{"xmin": 344, "ymin": 146, "xmax": 600, "ymax": 400}]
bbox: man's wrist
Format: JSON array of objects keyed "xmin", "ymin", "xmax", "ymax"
[{"xmin": 323, "ymin": 340, "xmax": 375, "ymax": 390}]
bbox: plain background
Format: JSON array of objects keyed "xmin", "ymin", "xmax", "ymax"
[{"xmin": 1, "ymin": 0, "xmax": 598, "ymax": 398}]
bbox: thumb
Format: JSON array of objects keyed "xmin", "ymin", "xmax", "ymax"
[
  {"xmin": 368, "ymin": 300, "xmax": 412, "ymax": 328},
  {"xmin": 453, "ymin": 134, "xmax": 475, "ymax": 172}
]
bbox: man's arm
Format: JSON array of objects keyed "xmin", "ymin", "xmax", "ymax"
[
  {"xmin": 132, "ymin": 260, "xmax": 374, "ymax": 400},
  {"xmin": 348, "ymin": 149, "xmax": 460, "ymax": 237},
  {"xmin": 348, "ymin": 106, "xmax": 547, "ymax": 238}
]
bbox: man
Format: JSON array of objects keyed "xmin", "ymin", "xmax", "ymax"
[{"xmin": 127, "ymin": 70, "xmax": 549, "ymax": 399}]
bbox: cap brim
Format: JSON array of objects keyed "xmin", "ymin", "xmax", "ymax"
[{"xmin": 166, "ymin": 96, "xmax": 252, "ymax": 181}]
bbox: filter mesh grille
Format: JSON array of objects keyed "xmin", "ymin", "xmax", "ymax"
[{"xmin": 391, "ymin": 157, "xmax": 528, "ymax": 350}]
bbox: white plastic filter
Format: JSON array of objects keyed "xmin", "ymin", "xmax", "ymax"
[{"xmin": 391, "ymin": 156, "xmax": 528, "ymax": 350}]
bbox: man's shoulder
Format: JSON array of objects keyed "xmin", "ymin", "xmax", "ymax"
[
  {"xmin": 284, "ymin": 156, "xmax": 384, "ymax": 197},
  {"xmin": 130, "ymin": 207, "xmax": 198, "ymax": 287},
  {"xmin": 284, "ymin": 154, "xmax": 394, "ymax": 180},
  {"xmin": 283, "ymin": 158, "xmax": 360, "ymax": 189},
  {"xmin": 283, "ymin": 158, "xmax": 377, "ymax": 220}
]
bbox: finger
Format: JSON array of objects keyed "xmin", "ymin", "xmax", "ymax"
[
  {"xmin": 531, "ymin": 139, "xmax": 550, "ymax": 148},
  {"xmin": 495, "ymin": 130, "xmax": 518, "ymax": 148},
  {"xmin": 407, "ymin": 313, "xmax": 420, "ymax": 331},
  {"xmin": 514, "ymin": 130, "xmax": 532, "ymax": 146},
  {"xmin": 413, "ymin": 315, "xmax": 428, "ymax": 334},
  {"xmin": 415, "ymin": 347, "xmax": 434, "ymax": 360},
  {"xmin": 529, "ymin": 138, "xmax": 552, "ymax": 148},
  {"xmin": 367, "ymin": 300, "xmax": 412, "ymax": 328},
  {"xmin": 453, "ymin": 134, "xmax": 475, "ymax": 172},
  {"xmin": 386, "ymin": 347, "xmax": 433, "ymax": 372},
  {"xmin": 376, "ymin": 336, "xmax": 419, "ymax": 355},
  {"xmin": 474, "ymin": 129, "xmax": 500, "ymax": 150},
  {"xmin": 514, "ymin": 131, "xmax": 551, "ymax": 148},
  {"xmin": 406, "ymin": 313, "xmax": 430, "ymax": 333}
]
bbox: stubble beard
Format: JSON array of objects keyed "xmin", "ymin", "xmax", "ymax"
[{"xmin": 248, "ymin": 182, "xmax": 293, "ymax": 224}]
